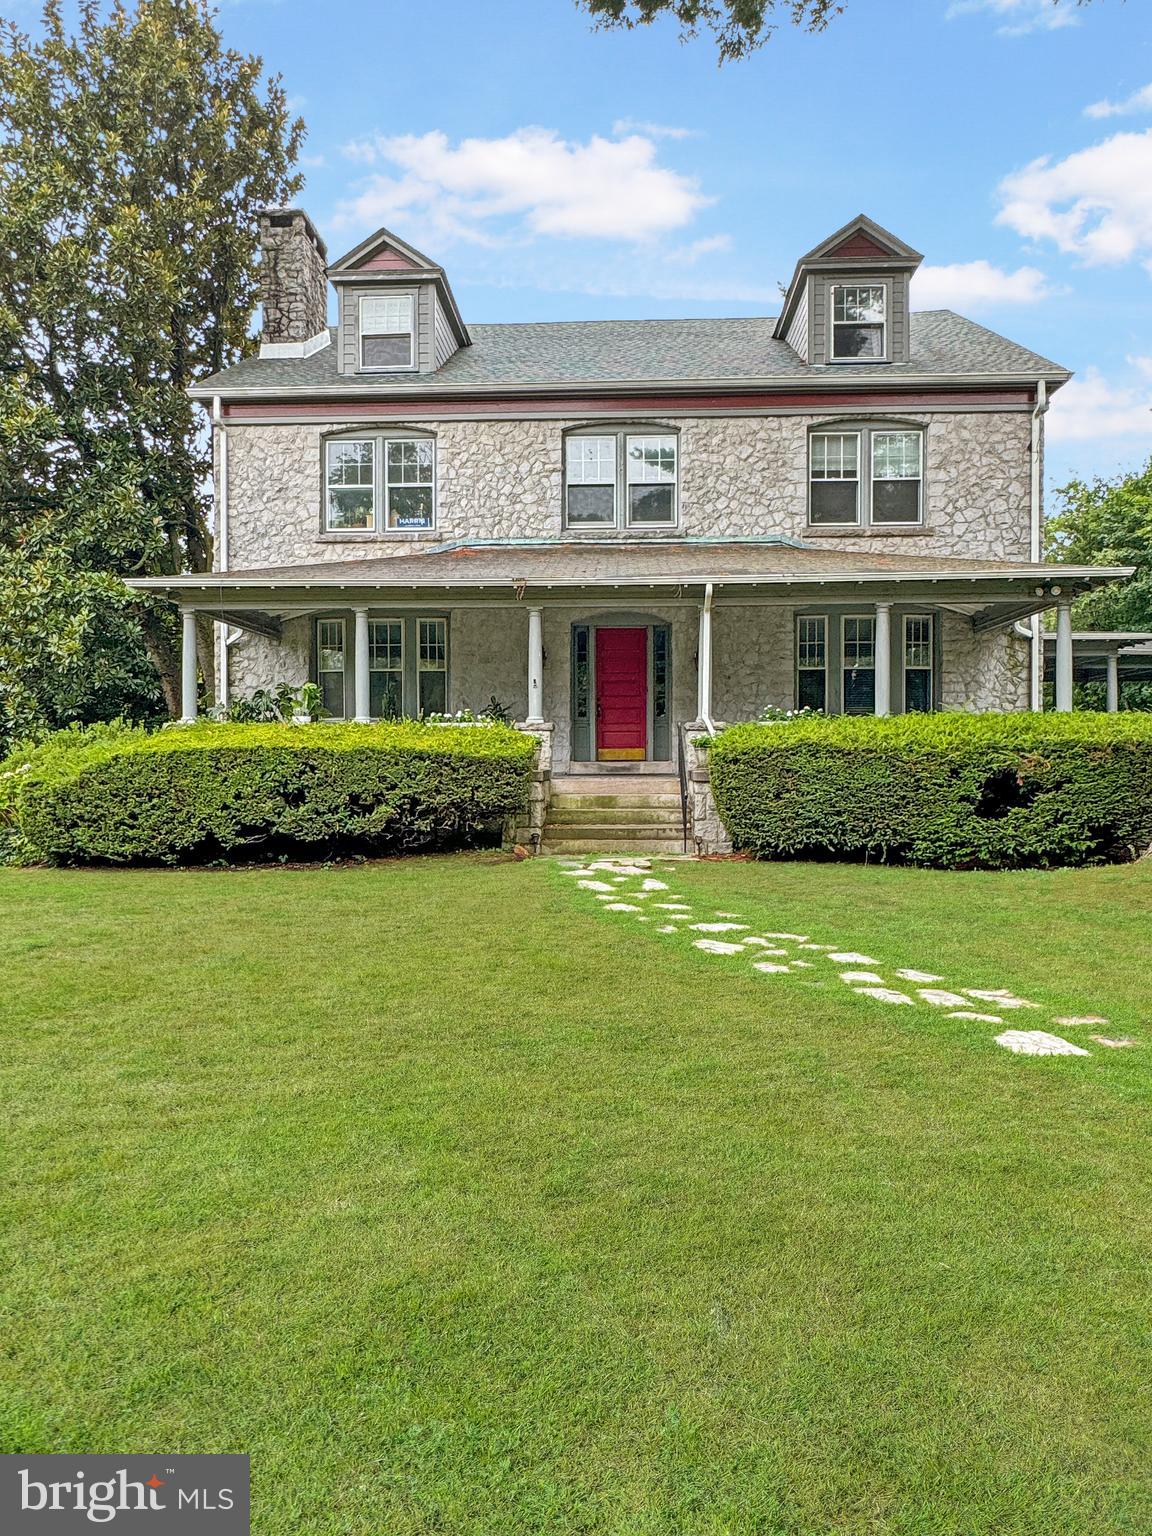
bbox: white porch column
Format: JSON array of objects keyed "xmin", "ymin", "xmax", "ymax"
[
  {"xmin": 1106, "ymin": 652, "xmax": 1120, "ymax": 713},
  {"xmin": 697, "ymin": 583, "xmax": 714, "ymax": 725},
  {"xmin": 352, "ymin": 606, "xmax": 371, "ymax": 723},
  {"xmin": 180, "ymin": 609, "xmax": 198, "ymax": 722},
  {"xmin": 1055, "ymin": 599, "xmax": 1074, "ymax": 712},
  {"xmin": 526, "ymin": 606, "xmax": 545, "ymax": 725},
  {"xmin": 874, "ymin": 601, "xmax": 892, "ymax": 717}
]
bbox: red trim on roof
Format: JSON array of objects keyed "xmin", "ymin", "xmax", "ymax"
[
  {"xmin": 222, "ymin": 388, "xmax": 1033, "ymax": 420},
  {"xmin": 824, "ymin": 232, "xmax": 894, "ymax": 260},
  {"xmin": 355, "ymin": 246, "xmax": 419, "ymax": 271}
]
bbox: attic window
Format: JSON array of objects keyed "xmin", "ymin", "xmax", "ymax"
[
  {"xmin": 831, "ymin": 284, "xmax": 886, "ymax": 361},
  {"xmin": 359, "ymin": 294, "xmax": 414, "ymax": 370}
]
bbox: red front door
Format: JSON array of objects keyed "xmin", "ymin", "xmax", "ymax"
[{"xmin": 596, "ymin": 627, "xmax": 648, "ymax": 760}]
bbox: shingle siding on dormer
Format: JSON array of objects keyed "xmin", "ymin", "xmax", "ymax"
[
  {"xmin": 335, "ymin": 283, "xmax": 436, "ymax": 375},
  {"xmin": 809, "ymin": 272, "xmax": 911, "ymax": 365},
  {"xmin": 784, "ymin": 276, "xmax": 810, "ymax": 363}
]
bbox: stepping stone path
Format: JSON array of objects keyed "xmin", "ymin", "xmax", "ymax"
[{"xmin": 557, "ymin": 857, "xmax": 1135, "ymax": 1061}]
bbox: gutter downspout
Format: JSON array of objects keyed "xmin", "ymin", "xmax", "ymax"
[
  {"xmin": 1029, "ymin": 380, "xmax": 1049, "ymax": 710},
  {"xmin": 211, "ymin": 395, "xmax": 235, "ymax": 706}
]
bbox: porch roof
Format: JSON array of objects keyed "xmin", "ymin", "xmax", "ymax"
[
  {"xmin": 1041, "ymin": 631, "xmax": 1152, "ymax": 684},
  {"xmin": 126, "ymin": 538, "xmax": 1131, "ymax": 636}
]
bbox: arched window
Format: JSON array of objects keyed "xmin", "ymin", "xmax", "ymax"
[
  {"xmin": 564, "ymin": 425, "xmax": 679, "ymax": 531},
  {"xmin": 323, "ymin": 427, "xmax": 437, "ymax": 534},
  {"xmin": 809, "ymin": 421, "xmax": 924, "ymax": 528}
]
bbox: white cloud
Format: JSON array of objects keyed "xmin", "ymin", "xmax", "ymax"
[
  {"xmin": 333, "ymin": 127, "xmax": 710, "ymax": 244},
  {"xmin": 611, "ymin": 118, "xmax": 698, "ymax": 140},
  {"xmin": 996, "ymin": 129, "xmax": 1152, "ymax": 267},
  {"xmin": 947, "ymin": 0, "xmax": 1078, "ymax": 35},
  {"xmin": 1085, "ymin": 82, "xmax": 1152, "ymax": 119},
  {"xmin": 911, "ymin": 260, "xmax": 1056, "ymax": 308},
  {"xmin": 1047, "ymin": 364, "xmax": 1152, "ymax": 442}
]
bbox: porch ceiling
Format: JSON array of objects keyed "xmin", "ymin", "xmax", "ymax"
[{"xmin": 125, "ymin": 539, "xmax": 1132, "ymax": 634}]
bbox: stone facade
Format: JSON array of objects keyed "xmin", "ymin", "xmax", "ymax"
[
  {"xmin": 220, "ymin": 409, "xmax": 1033, "ymax": 570},
  {"xmin": 257, "ymin": 210, "xmax": 329, "ymax": 346}
]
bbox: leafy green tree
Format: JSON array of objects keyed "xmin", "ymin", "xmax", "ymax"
[
  {"xmin": 579, "ymin": 0, "xmax": 1095, "ymax": 60},
  {"xmin": 0, "ymin": 0, "xmax": 303, "ymax": 746},
  {"xmin": 1047, "ymin": 456, "xmax": 1152, "ymax": 709}
]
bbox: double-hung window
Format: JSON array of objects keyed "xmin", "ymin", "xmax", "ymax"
[
  {"xmin": 831, "ymin": 284, "xmax": 886, "ymax": 360},
  {"xmin": 565, "ymin": 436, "xmax": 617, "ymax": 526},
  {"xmin": 324, "ymin": 434, "xmax": 436, "ymax": 533},
  {"xmin": 903, "ymin": 615, "xmax": 934, "ymax": 712},
  {"xmin": 808, "ymin": 426, "xmax": 923, "ymax": 528},
  {"xmin": 417, "ymin": 619, "xmax": 448, "ymax": 715},
  {"xmin": 796, "ymin": 616, "xmax": 828, "ymax": 711},
  {"xmin": 842, "ymin": 615, "xmax": 876, "ymax": 714},
  {"xmin": 809, "ymin": 433, "xmax": 860, "ymax": 525},
  {"xmin": 369, "ymin": 620, "xmax": 403, "ymax": 719},
  {"xmin": 317, "ymin": 619, "xmax": 346, "ymax": 717},
  {"xmin": 565, "ymin": 430, "xmax": 678, "ymax": 530},
  {"xmin": 872, "ymin": 432, "xmax": 922, "ymax": 524},
  {"xmin": 359, "ymin": 294, "xmax": 414, "ymax": 370}
]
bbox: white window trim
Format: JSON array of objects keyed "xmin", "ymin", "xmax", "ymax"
[
  {"xmin": 808, "ymin": 426, "xmax": 924, "ymax": 529},
  {"xmin": 830, "ymin": 281, "xmax": 888, "ymax": 364},
  {"xmin": 902, "ymin": 612, "xmax": 935, "ymax": 712},
  {"xmin": 368, "ymin": 617, "xmax": 404, "ymax": 719},
  {"xmin": 795, "ymin": 614, "xmax": 829, "ymax": 711},
  {"xmin": 316, "ymin": 618, "xmax": 347, "ymax": 719},
  {"xmin": 871, "ymin": 430, "xmax": 923, "ymax": 528},
  {"xmin": 323, "ymin": 432, "xmax": 437, "ymax": 536},
  {"xmin": 564, "ymin": 428, "xmax": 680, "ymax": 531},
  {"xmin": 841, "ymin": 612, "xmax": 877, "ymax": 716},
  {"xmin": 325, "ymin": 438, "xmax": 377, "ymax": 534},
  {"xmin": 358, "ymin": 292, "xmax": 417, "ymax": 373},
  {"xmin": 564, "ymin": 434, "xmax": 617, "ymax": 529},
  {"xmin": 809, "ymin": 430, "xmax": 861, "ymax": 527},
  {"xmin": 416, "ymin": 617, "xmax": 449, "ymax": 715}
]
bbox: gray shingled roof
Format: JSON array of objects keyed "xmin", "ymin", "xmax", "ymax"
[
  {"xmin": 128, "ymin": 539, "xmax": 1121, "ymax": 592},
  {"xmin": 191, "ymin": 311, "xmax": 1069, "ymax": 398}
]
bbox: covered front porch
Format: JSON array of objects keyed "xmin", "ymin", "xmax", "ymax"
[{"xmin": 131, "ymin": 540, "xmax": 1131, "ymax": 775}]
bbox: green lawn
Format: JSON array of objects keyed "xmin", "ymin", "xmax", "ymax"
[{"xmin": 1, "ymin": 854, "xmax": 1150, "ymax": 1536}]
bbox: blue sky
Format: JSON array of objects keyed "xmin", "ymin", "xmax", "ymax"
[{"xmin": 51, "ymin": 0, "xmax": 1152, "ymax": 489}]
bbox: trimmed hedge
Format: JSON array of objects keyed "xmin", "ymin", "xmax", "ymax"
[
  {"xmin": 708, "ymin": 712, "xmax": 1152, "ymax": 870},
  {"xmin": 1, "ymin": 720, "xmax": 534, "ymax": 866}
]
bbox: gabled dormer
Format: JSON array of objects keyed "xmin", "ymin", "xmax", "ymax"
[
  {"xmin": 327, "ymin": 226, "xmax": 471, "ymax": 376},
  {"xmin": 774, "ymin": 215, "xmax": 923, "ymax": 367}
]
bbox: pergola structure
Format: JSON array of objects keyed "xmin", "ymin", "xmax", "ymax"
[{"xmin": 1041, "ymin": 631, "xmax": 1152, "ymax": 710}]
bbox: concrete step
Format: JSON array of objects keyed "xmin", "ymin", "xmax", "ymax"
[
  {"xmin": 542, "ymin": 836, "xmax": 687, "ymax": 855},
  {"xmin": 543, "ymin": 819, "xmax": 683, "ymax": 839},
  {"xmin": 552, "ymin": 774, "xmax": 680, "ymax": 796},
  {"xmin": 549, "ymin": 793, "xmax": 682, "ymax": 810},
  {"xmin": 547, "ymin": 806, "xmax": 683, "ymax": 826}
]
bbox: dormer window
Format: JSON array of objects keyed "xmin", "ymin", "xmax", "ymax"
[
  {"xmin": 359, "ymin": 294, "xmax": 414, "ymax": 370},
  {"xmin": 831, "ymin": 284, "xmax": 886, "ymax": 361}
]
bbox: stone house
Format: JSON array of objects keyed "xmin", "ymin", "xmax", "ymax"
[{"xmin": 129, "ymin": 210, "xmax": 1129, "ymax": 844}]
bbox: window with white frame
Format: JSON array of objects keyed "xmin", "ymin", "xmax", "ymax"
[
  {"xmin": 831, "ymin": 284, "xmax": 886, "ymax": 360},
  {"xmin": 809, "ymin": 432, "xmax": 860, "ymax": 525},
  {"xmin": 796, "ymin": 615, "xmax": 828, "ymax": 711},
  {"xmin": 808, "ymin": 426, "xmax": 923, "ymax": 527},
  {"xmin": 627, "ymin": 436, "xmax": 677, "ymax": 525},
  {"xmin": 324, "ymin": 434, "xmax": 436, "ymax": 533},
  {"xmin": 872, "ymin": 432, "xmax": 922, "ymax": 524},
  {"xmin": 903, "ymin": 614, "xmax": 934, "ymax": 712},
  {"xmin": 564, "ymin": 429, "xmax": 678, "ymax": 530},
  {"xmin": 842, "ymin": 615, "xmax": 876, "ymax": 715},
  {"xmin": 565, "ymin": 435, "xmax": 616, "ymax": 526},
  {"xmin": 325, "ymin": 439, "xmax": 375, "ymax": 530},
  {"xmin": 417, "ymin": 618, "xmax": 448, "ymax": 715},
  {"xmin": 317, "ymin": 619, "xmax": 346, "ymax": 717},
  {"xmin": 359, "ymin": 294, "xmax": 414, "ymax": 370},
  {"xmin": 369, "ymin": 620, "xmax": 403, "ymax": 719}
]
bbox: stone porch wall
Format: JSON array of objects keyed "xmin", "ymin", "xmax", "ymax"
[{"xmin": 221, "ymin": 409, "xmax": 1033, "ymax": 569}]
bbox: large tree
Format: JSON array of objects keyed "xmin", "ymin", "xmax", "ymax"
[
  {"xmin": 579, "ymin": 0, "xmax": 1094, "ymax": 60},
  {"xmin": 0, "ymin": 0, "xmax": 303, "ymax": 746},
  {"xmin": 1046, "ymin": 455, "xmax": 1152, "ymax": 708}
]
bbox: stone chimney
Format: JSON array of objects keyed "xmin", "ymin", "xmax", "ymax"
[{"xmin": 257, "ymin": 207, "xmax": 330, "ymax": 358}]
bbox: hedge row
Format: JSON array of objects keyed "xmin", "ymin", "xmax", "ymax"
[
  {"xmin": 1, "ymin": 720, "xmax": 535, "ymax": 865},
  {"xmin": 707, "ymin": 712, "xmax": 1152, "ymax": 869}
]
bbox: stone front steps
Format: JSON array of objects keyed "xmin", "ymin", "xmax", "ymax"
[{"xmin": 542, "ymin": 775, "xmax": 685, "ymax": 855}]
